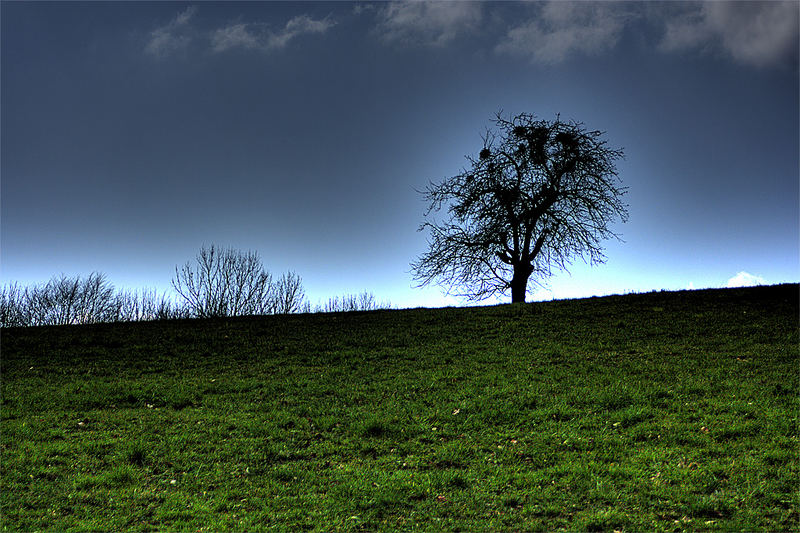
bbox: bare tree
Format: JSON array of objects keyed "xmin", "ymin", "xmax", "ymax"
[
  {"xmin": 172, "ymin": 245, "xmax": 274, "ymax": 318},
  {"xmin": 116, "ymin": 288, "xmax": 186, "ymax": 322},
  {"xmin": 36, "ymin": 275, "xmax": 80, "ymax": 325},
  {"xmin": 320, "ymin": 295, "xmax": 353, "ymax": 313},
  {"xmin": 412, "ymin": 112, "xmax": 628, "ymax": 303},
  {"xmin": 11, "ymin": 272, "xmax": 118, "ymax": 325},
  {"xmin": 273, "ymin": 271, "xmax": 307, "ymax": 314},
  {"xmin": 77, "ymin": 272, "xmax": 118, "ymax": 324},
  {"xmin": 2, "ymin": 279, "xmax": 189, "ymax": 327},
  {"xmin": 0, "ymin": 283, "xmax": 28, "ymax": 327},
  {"xmin": 20, "ymin": 284, "xmax": 51, "ymax": 326},
  {"xmin": 115, "ymin": 289, "xmax": 148, "ymax": 322}
]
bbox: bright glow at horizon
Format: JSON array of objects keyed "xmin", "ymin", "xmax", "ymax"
[{"xmin": 2, "ymin": 2, "xmax": 798, "ymax": 308}]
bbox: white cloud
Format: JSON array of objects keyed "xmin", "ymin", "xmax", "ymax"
[
  {"xmin": 174, "ymin": 7, "xmax": 195, "ymax": 27},
  {"xmin": 375, "ymin": 1, "xmax": 482, "ymax": 47},
  {"xmin": 146, "ymin": 8, "xmax": 334, "ymax": 57},
  {"xmin": 492, "ymin": 1, "xmax": 797, "ymax": 68},
  {"xmin": 495, "ymin": 1, "xmax": 628, "ymax": 64},
  {"xmin": 727, "ymin": 271, "xmax": 767, "ymax": 288},
  {"xmin": 269, "ymin": 14, "xmax": 336, "ymax": 49},
  {"xmin": 145, "ymin": 6, "xmax": 197, "ymax": 59},
  {"xmin": 211, "ymin": 23, "xmax": 262, "ymax": 52},
  {"xmin": 353, "ymin": 4, "xmax": 376, "ymax": 17},
  {"xmin": 658, "ymin": 1, "xmax": 799, "ymax": 68},
  {"xmin": 212, "ymin": 14, "xmax": 335, "ymax": 53}
]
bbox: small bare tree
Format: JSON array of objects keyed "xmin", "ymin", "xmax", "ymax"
[
  {"xmin": 172, "ymin": 245, "xmax": 274, "ymax": 318},
  {"xmin": 14, "ymin": 272, "xmax": 117, "ymax": 325},
  {"xmin": 116, "ymin": 288, "xmax": 186, "ymax": 322},
  {"xmin": 77, "ymin": 272, "xmax": 118, "ymax": 324},
  {"xmin": 273, "ymin": 271, "xmax": 306, "ymax": 314},
  {"xmin": 0, "ymin": 283, "xmax": 28, "ymax": 327},
  {"xmin": 317, "ymin": 291, "xmax": 391, "ymax": 313},
  {"xmin": 31, "ymin": 275, "xmax": 80, "ymax": 325}
]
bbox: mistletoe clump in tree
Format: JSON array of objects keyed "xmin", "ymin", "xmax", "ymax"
[{"xmin": 412, "ymin": 112, "xmax": 629, "ymax": 303}]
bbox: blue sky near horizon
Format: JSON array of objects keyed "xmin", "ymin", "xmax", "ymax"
[{"xmin": 2, "ymin": 1, "xmax": 798, "ymax": 308}]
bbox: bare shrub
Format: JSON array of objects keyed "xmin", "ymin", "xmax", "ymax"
[
  {"xmin": 75, "ymin": 272, "xmax": 118, "ymax": 324},
  {"xmin": 172, "ymin": 245, "xmax": 275, "ymax": 318},
  {"xmin": 273, "ymin": 271, "xmax": 306, "ymax": 314},
  {"xmin": 7, "ymin": 272, "xmax": 118, "ymax": 326},
  {"xmin": 0, "ymin": 283, "xmax": 29, "ymax": 327},
  {"xmin": 116, "ymin": 289, "xmax": 187, "ymax": 322},
  {"xmin": 317, "ymin": 291, "xmax": 391, "ymax": 313}
]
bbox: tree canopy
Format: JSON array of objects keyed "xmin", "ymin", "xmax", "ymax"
[{"xmin": 412, "ymin": 112, "xmax": 629, "ymax": 303}]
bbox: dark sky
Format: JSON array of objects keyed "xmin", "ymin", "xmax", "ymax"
[{"xmin": 2, "ymin": 1, "xmax": 798, "ymax": 307}]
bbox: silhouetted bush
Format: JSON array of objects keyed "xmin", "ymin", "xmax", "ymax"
[
  {"xmin": 317, "ymin": 291, "xmax": 392, "ymax": 313},
  {"xmin": 172, "ymin": 245, "xmax": 275, "ymax": 318},
  {"xmin": 172, "ymin": 245, "xmax": 309, "ymax": 318},
  {"xmin": 115, "ymin": 288, "xmax": 188, "ymax": 322},
  {"xmin": 272, "ymin": 271, "xmax": 306, "ymax": 314},
  {"xmin": 0, "ymin": 283, "xmax": 28, "ymax": 327},
  {"xmin": 35, "ymin": 272, "xmax": 117, "ymax": 325},
  {"xmin": 1, "ymin": 248, "xmax": 395, "ymax": 326},
  {"xmin": 0, "ymin": 272, "xmax": 118, "ymax": 326},
  {"xmin": 0, "ymin": 275, "xmax": 191, "ymax": 327}
]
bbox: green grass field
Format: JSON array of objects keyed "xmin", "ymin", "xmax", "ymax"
[{"xmin": 2, "ymin": 284, "xmax": 798, "ymax": 531}]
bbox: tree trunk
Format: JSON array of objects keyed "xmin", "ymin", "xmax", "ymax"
[{"xmin": 510, "ymin": 264, "xmax": 532, "ymax": 303}]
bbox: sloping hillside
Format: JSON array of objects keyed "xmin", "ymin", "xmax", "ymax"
[{"xmin": 2, "ymin": 284, "xmax": 798, "ymax": 531}]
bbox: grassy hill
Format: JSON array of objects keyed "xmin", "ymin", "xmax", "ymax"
[{"xmin": 2, "ymin": 284, "xmax": 798, "ymax": 531}]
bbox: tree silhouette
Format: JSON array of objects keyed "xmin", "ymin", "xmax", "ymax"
[
  {"xmin": 173, "ymin": 245, "xmax": 274, "ymax": 318},
  {"xmin": 273, "ymin": 271, "xmax": 306, "ymax": 314},
  {"xmin": 412, "ymin": 112, "xmax": 628, "ymax": 303}
]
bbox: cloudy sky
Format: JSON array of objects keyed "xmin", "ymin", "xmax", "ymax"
[{"xmin": 2, "ymin": 1, "xmax": 798, "ymax": 308}]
